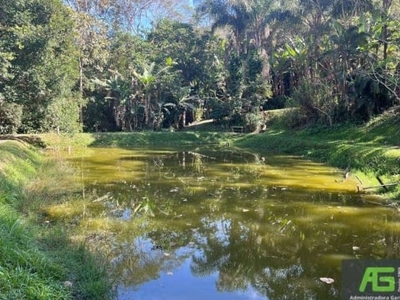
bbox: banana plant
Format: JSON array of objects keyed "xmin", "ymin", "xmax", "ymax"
[
  {"xmin": 131, "ymin": 60, "xmax": 172, "ymax": 129},
  {"xmin": 92, "ymin": 72, "xmax": 135, "ymax": 130},
  {"xmin": 163, "ymin": 88, "xmax": 200, "ymax": 129},
  {"xmin": 270, "ymin": 36, "xmax": 309, "ymax": 96}
]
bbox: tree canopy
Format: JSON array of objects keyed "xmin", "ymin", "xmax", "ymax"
[{"xmin": 0, "ymin": 0, "xmax": 399, "ymax": 133}]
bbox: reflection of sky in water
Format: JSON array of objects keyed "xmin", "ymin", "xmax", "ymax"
[
  {"xmin": 117, "ymin": 258, "xmax": 266, "ymax": 300},
  {"xmin": 117, "ymin": 219, "xmax": 266, "ymax": 299},
  {"xmin": 59, "ymin": 147, "xmax": 400, "ymax": 300}
]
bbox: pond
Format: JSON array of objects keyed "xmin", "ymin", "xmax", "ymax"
[{"xmin": 47, "ymin": 146, "xmax": 400, "ymax": 299}]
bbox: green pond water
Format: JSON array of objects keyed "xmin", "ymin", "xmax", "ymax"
[{"xmin": 49, "ymin": 146, "xmax": 400, "ymax": 300}]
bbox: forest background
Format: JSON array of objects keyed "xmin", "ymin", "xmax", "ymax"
[{"xmin": 1, "ymin": 0, "xmax": 399, "ymax": 134}]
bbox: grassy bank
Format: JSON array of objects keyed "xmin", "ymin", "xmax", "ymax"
[
  {"xmin": 235, "ymin": 110, "xmax": 400, "ymax": 200},
  {"xmin": 1, "ymin": 112, "xmax": 397, "ymax": 296},
  {"xmin": 0, "ymin": 141, "xmax": 113, "ymax": 299},
  {"xmin": 37, "ymin": 131, "xmax": 232, "ymax": 149},
  {"xmin": 33, "ymin": 110, "xmax": 400, "ymax": 200}
]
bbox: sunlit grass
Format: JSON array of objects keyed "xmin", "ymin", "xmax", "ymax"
[
  {"xmin": 45, "ymin": 200, "xmax": 91, "ymax": 220},
  {"xmin": 235, "ymin": 112, "xmax": 400, "ymax": 199},
  {"xmin": 38, "ymin": 132, "xmax": 96, "ymax": 148},
  {"xmin": 39, "ymin": 131, "xmax": 234, "ymax": 149},
  {"xmin": 80, "ymin": 217, "xmax": 114, "ymax": 231},
  {"xmin": 2, "ymin": 113, "xmax": 397, "ymax": 299},
  {"xmin": 16, "ymin": 112, "xmax": 400, "ymax": 203},
  {"xmin": 0, "ymin": 196, "xmax": 68, "ymax": 299},
  {"xmin": 0, "ymin": 140, "xmax": 114, "ymax": 299}
]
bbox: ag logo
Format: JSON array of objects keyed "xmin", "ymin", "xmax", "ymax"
[
  {"xmin": 359, "ymin": 267, "xmax": 395, "ymax": 292},
  {"xmin": 342, "ymin": 260, "xmax": 400, "ymax": 299}
]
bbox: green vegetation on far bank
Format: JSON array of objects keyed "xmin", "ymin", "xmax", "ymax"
[
  {"xmin": 0, "ymin": 141, "xmax": 114, "ymax": 299},
  {"xmin": 0, "ymin": 109, "xmax": 399, "ymax": 298},
  {"xmin": 35, "ymin": 109, "xmax": 400, "ymax": 201},
  {"xmin": 236, "ymin": 110, "xmax": 400, "ymax": 200},
  {"xmin": 38, "ymin": 131, "xmax": 233, "ymax": 149}
]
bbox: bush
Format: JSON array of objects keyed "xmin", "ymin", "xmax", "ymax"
[
  {"xmin": 288, "ymin": 79, "xmax": 336, "ymax": 128},
  {"xmin": 0, "ymin": 100, "xmax": 23, "ymax": 134},
  {"xmin": 47, "ymin": 94, "xmax": 82, "ymax": 134},
  {"xmin": 244, "ymin": 111, "xmax": 264, "ymax": 132},
  {"xmin": 207, "ymin": 98, "xmax": 231, "ymax": 121},
  {"xmin": 282, "ymin": 96, "xmax": 309, "ymax": 129}
]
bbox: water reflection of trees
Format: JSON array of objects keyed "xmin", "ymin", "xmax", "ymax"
[
  {"xmin": 108, "ymin": 207, "xmax": 400, "ymax": 298},
  {"xmin": 109, "ymin": 232, "xmax": 197, "ymax": 287},
  {"xmin": 68, "ymin": 148, "xmax": 400, "ymax": 299},
  {"xmin": 188, "ymin": 216, "xmax": 340, "ymax": 299},
  {"xmin": 132, "ymin": 203, "xmax": 400, "ymax": 299}
]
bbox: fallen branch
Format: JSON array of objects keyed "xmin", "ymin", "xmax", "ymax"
[
  {"xmin": 358, "ymin": 182, "xmax": 400, "ymax": 191},
  {"xmin": 376, "ymin": 176, "xmax": 389, "ymax": 192},
  {"xmin": 187, "ymin": 151, "xmax": 216, "ymax": 159}
]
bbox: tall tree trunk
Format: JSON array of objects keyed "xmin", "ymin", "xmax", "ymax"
[
  {"xmin": 382, "ymin": 0, "xmax": 392, "ymax": 61},
  {"xmin": 145, "ymin": 94, "xmax": 151, "ymax": 129},
  {"xmin": 79, "ymin": 57, "xmax": 83, "ymax": 125}
]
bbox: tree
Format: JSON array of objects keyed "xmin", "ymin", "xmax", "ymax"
[
  {"xmin": 92, "ymin": 58, "xmax": 174, "ymax": 131},
  {"xmin": 131, "ymin": 61, "xmax": 173, "ymax": 129},
  {"xmin": 195, "ymin": 0, "xmax": 271, "ymax": 121},
  {"xmin": 268, "ymin": 0, "xmax": 400, "ymax": 125},
  {"xmin": 0, "ymin": 100, "xmax": 22, "ymax": 134},
  {"xmin": 365, "ymin": 0, "xmax": 400, "ymax": 104},
  {"xmin": 69, "ymin": 10, "xmax": 110, "ymax": 126},
  {"xmin": 147, "ymin": 20, "xmax": 221, "ymax": 126},
  {"xmin": 92, "ymin": 72, "xmax": 135, "ymax": 131},
  {"xmin": 65, "ymin": 0, "xmax": 194, "ymax": 34},
  {"xmin": 0, "ymin": 0, "xmax": 80, "ymax": 133}
]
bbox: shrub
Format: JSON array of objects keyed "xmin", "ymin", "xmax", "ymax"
[{"xmin": 0, "ymin": 100, "xmax": 23, "ymax": 134}]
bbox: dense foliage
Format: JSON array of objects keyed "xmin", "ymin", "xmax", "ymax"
[{"xmin": 0, "ymin": 0, "xmax": 399, "ymax": 133}]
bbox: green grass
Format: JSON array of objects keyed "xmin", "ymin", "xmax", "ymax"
[
  {"xmin": 38, "ymin": 132, "xmax": 96, "ymax": 148},
  {"xmin": 235, "ymin": 110, "xmax": 400, "ymax": 199},
  {"xmin": 0, "ymin": 204, "xmax": 67, "ymax": 299},
  {"xmin": 0, "ymin": 111, "xmax": 398, "ymax": 299},
  {"xmin": 16, "ymin": 109, "xmax": 400, "ymax": 201},
  {"xmin": 39, "ymin": 131, "xmax": 234, "ymax": 148},
  {"xmin": 0, "ymin": 141, "xmax": 113, "ymax": 300}
]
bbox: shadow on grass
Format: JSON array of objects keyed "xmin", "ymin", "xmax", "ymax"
[
  {"xmin": 0, "ymin": 140, "xmax": 114, "ymax": 300},
  {"xmin": 0, "ymin": 134, "xmax": 47, "ymax": 148}
]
